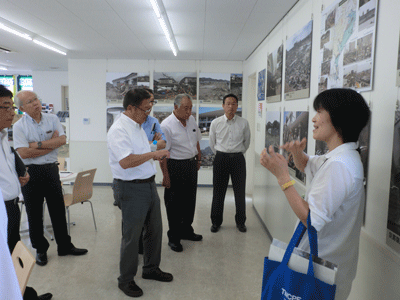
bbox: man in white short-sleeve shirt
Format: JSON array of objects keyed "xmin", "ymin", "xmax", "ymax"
[
  {"xmin": 13, "ymin": 90, "xmax": 87, "ymax": 267},
  {"xmin": 107, "ymin": 88, "xmax": 172, "ymax": 298},
  {"xmin": 160, "ymin": 94, "xmax": 203, "ymax": 253}
]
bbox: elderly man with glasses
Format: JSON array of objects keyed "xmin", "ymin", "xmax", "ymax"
[
  {"xmin": 108, "ymin": 88, "xmax": 173, "ymax": 298},
  {"xmin": 12, "ymin": 90, "xmax": 87, "ymax": 267}
]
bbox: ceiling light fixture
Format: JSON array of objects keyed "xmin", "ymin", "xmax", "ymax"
[
  {"xmin": 33, "ymin": 40, "xmax": 67, "ymax": 55},
  {"xmin": 0, "ymin": 23, "xmax": 32, "ymax": 41},
  {"xmin": 0, "ymin": 66, "xmax": 7, "ymax": 71},
  {"xmin": 149, "ymin": 0, "xmax": 178, "ymax": 56},
  {"xmin": 0, "ymin": 19, "xmax": 67, "ymax": 56}
]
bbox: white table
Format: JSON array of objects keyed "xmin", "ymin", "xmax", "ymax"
[{"xmin": 59, "ymin": 172, "xmax": 77, "ymax": 184}]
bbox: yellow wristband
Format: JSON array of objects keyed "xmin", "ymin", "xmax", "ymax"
[{"xmin": 281, "ymin": 180, "xmax": 295, "ymax": 191}]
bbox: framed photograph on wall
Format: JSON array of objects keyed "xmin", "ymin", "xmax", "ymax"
[
  {"xmin": 282, "ymin": 111, "xmax": 309, "ymax": 184},
  {"xmin": 284, "ymin": 21, "xmax": 313, "ymax": 100},
  {"xmin": 267, "ymin": 44, "xmax": 283, "ymax": 103}
]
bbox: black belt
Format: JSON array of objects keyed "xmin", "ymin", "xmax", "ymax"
[
  {"xmin": 9, "ymin": 197, "xmax": 19, "ymax": 205},
  {"xmin": 169, "ymin": 157, "xmax": 196, "ymax": 162},
  {"xmin": 115, "ymin": 175, "xmax": 155, "ymax": 184},
  {"xmin": 216, "ymin": 151, "xmax": 243, "ymax": 158},
  {"xmin": 26, "ymin": 163, "xmax": 59, "ymax": 168}
]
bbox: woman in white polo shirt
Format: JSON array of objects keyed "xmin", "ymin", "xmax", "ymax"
[{"xmin": 260, "ymin": 88, "xmax": 370, "ymax": 300}]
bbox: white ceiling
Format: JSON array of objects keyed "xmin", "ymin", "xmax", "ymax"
[{"xmin": 0, "ymin": 0, "xmax": 298, "ymax": 73}]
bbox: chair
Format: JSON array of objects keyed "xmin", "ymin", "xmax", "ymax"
[
  {"xmin": 58, "ymin": 157, "xmax": 66, "ymax": 171},
  {"xmin": 63, "ymin": 169, "xmax": 97, "ymax": 234},
  {"xmin": 12, "ymin": 241, "xmax": 36, "ymax": 295}
]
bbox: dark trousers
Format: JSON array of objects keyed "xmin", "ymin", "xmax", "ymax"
[
  {"xmin": 164, "ymin": 158, "xmax": 198, "ymax": 243},
  {"xmin": 211, "ymin": 152, "xmax": 247, "ymax": 226},
  {"xmin": 113, "ymin": 179, "xmax": 162, "ymax": 284},
  {"xmin": 5, "ymin": 198, "xmax": 21, "ymax": 253},
  {"xmin": 21, "ymin": 164, "xmax": 71, "ymax": 253}
]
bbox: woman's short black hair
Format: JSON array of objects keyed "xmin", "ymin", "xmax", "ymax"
[
  {"xmin": 123, "ymin": 89, "xmax": 151, "ymax": 110},
  {"xmin": 313, "ymin": 88, "xmax": 370, "ymax": 143},
  {"xmin": 0, "ymin": 85, "xmax": 13, "ymax": 98},
  {"xmin": 223, "ymin": 93, "xmax": 238, "ymax": 104}
]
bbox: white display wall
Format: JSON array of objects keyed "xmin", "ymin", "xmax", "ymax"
[
  {"xmin": 243, "ymin": 0, "xmax": 400, "ymax": 299},
  {"xmin": 68, "ymin": 59, "xmax": 243, "ymax": 184}
]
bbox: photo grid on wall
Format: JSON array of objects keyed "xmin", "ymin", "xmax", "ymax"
[
  {"xmin": 258, "ymin": 69, "xmax": 266, "ymax": 101},
  {"xmin": 265, "ymin": 111, "xmax": 281, "ymax": 153},
  {"xmin": 387, "ymin": 111, "xmax": 400, "ymax": 253},
  {"xmin": 106, "ymin": 72, "xmax": 150, "ymax": 132},
  {"xmin": 283, "ymin": 111, "xmax": 309, "ymax": 184},
  {"xmin": 318, "ymin": 0, "xmax": 378, "ymax": 93},
  {"xmin": 267, "ymin": 44, "xmax": 283, "ymax": 103},
  {"xmin": 284, "ymin": 20, "xmax": 313, "ymax": 101}
]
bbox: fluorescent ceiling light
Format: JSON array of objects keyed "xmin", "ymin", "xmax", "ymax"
[
  {"xmin": 33, "ymin": 39, "xmax": 67, "ymax": 55},
  {"xmin": 0, "ymin": 23, "xmax": 32, "ymax": 40},
  {"xmin": 0, "ymin": 66, "xmax": 7, "ymax": 71},
  {"xmin": 149, "ymin": 0, "xmax": 178, "ymax": 56},
  {"xmin": 0, "ymin": 20, "xmax": 67, "ymax": 56}
]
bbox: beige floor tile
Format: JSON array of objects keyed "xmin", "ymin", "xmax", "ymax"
[{"xmin": 22, "ymin": 186, "xmax": 270, "ymax": 299}]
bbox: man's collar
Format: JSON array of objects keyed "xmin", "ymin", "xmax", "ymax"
[
  {"xmin": 121, "ymin": 113, "xmax": 141, "ymax": 128},
  {"xmin": 224, "ymin": 114, "xmax": 236, "ymax": 122},
  {"xmin": 25, "ymin": 112, "xmax": 42, "ymax": 123}
]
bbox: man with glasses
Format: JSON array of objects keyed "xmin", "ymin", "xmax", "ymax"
[
  {"xmin": 108, "ymin": 89, "xmax": 173, "ymax": 298},
  {"xmin": 0, "ymin": 85, "xmax": 53, "ymax": 300},
  {"xmin": 160, "ymin": 94, "xmax": 203, "ymax": 252},
  {"xmin": 12, "ymin": 90, "xmax": 87, "ymax": 267}
]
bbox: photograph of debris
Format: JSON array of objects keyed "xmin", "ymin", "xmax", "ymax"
[
  {"xmin": 267, "ymin": 44, "xmax": 283, "ymax": 103},
  {"xmin": 106, "ymin": 72, "xmax": 149, "ymax": 105},
  {"xmin": 284, "ymin": 20, "xmax": 313, "ymax": 100},
  {"xmin": 199, "ymin": 139, "xmax": 215, "ymax": 168},
  {"xmin": 265, "ymin": 111, "xmax": 281, "ymax": 153},
  {"xmin": 282, "ymin": 111, "xmax": 309, "ymax": 184},
  {"xmin": 199, "ymin": 73, "xmax": 242, "ymax": 105},
  {"xmin": 153, "ymin": 72, "xmax": 197, "ymax": 104}
]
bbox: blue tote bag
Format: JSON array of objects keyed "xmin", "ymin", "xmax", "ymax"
[{"xmin": 261, "ymin": 213, "xmax": 336, "ymax": 300}]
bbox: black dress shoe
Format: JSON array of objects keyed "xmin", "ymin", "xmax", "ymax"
[
  {"xmin": 113, "ymin": 200, "xmax": 118, "ymax": 206},
  {"xmin": 168, "ymin": 242, "xmax": 183, "ymax": 252},
  {"xmin": 210, "ymin": 225, "xmax": 220, "ymax": 233},
  {"xmin": 36, "ymin": 252, "xmax": 48, "ymax": 266},
  {"xmin": 38, "ymin": 293, "xmax": 53, "ymax": 300},
  {"xmin": 181, "ymin": 233, "xmax": 203, "ymax": 241},
  {"xmin": 237, "ymin": 224, "xmax": 247, "ymax": 232},
  {"xmin": 58, "ymin": 244, "xmax": 88, "ymax": 256},
  {"xmin": 142, "ymin": 267, "xmax": 173, "ymax": 282},
  {"xmin": 118, "ymin": 280, "xmax": 143, "ymax": 298}
]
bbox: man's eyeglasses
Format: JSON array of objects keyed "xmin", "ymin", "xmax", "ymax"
[
  {"xmin": 0, "ymin": 106, "xmax": 18, "ymax": 112},
  {"xmin": 135, "ymin": 106, "xmax": 152, "ymax": 113},
  {"xmin": 25, "ymin": 97, "xmax": 41, "ymax": 105}
]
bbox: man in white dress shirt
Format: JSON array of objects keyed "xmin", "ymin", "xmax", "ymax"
[
  {"xmin": 160, "ymin": 94, "xmax": 203, "ymax": 252},
  {"xmin": 107, "ymin": 89, "xmax": 173, "ymax": 298},
  {"xmin": 209, "ymin": 94, "xmax": 251, "ymax": 233},
  {"xmin": 13, "ymin": 90, "xmax": 87, "ymax": 266}
]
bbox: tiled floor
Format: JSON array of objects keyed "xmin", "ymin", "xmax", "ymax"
[{"xmin": 22, "ymin": 186, "xmax": 271, "ymax": 299}]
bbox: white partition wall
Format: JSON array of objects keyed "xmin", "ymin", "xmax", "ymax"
[{"xmin": 244, "ymin": 0, "xmax": 400, "ymax": 299}]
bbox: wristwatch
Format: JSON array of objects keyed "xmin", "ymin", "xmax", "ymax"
[{"xmin": 37, "ymin": 141, "xmax": 42, "ymax": 149}]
